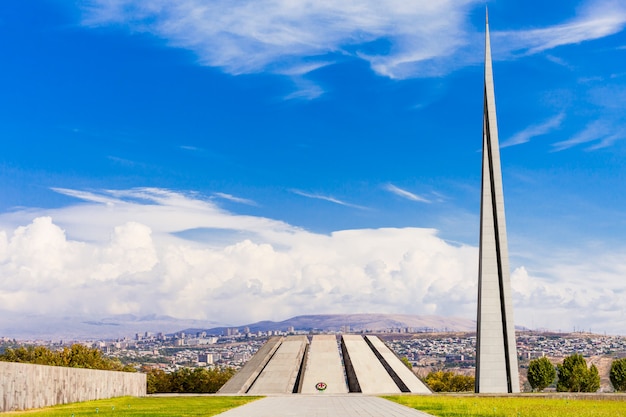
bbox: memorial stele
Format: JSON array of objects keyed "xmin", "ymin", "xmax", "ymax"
[{"xmin": 475, "ymin": 11, "xmax": 521, "ymax": 394}]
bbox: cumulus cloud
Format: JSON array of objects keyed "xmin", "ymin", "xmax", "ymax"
[
  {"xmin": 78, "ymin": 0, "xmax": 626, "ymax": 81},
  {"xmin": 1, "ymin": 188, "xmax": 625, "ymax": 336},
  {"xmin": 511, "ymin": 257, "xmax": 626, "ymax": 334},
  {"xmin": 0, "ymin": 191, "xmax": 474, "ymax": 328}
]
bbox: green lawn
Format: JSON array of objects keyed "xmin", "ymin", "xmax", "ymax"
[
  {"xmin": 4, "ymin": 396, "xmax": 261, "ymax": 417},
  {"xmin": 7, "ymin": 394, "xmax": 626, "ymax": 417},
  {"xmin": 384, "ymin": 395, "xmax": 626, "ymax": 417}
]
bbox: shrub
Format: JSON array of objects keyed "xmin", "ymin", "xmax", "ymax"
[
  {"xmin": 556, "ymin": 353, "xmax": 600, "ymax": 392},
  {"xmin": 146, "ymin": 366, "xmax": 236, "ymax": 394},
  {"xmin": 425, "ymin": 370, "xmax": 474, "ymax": 392},
  {"xmin": 527, "ymin": 357, "xmax": 556, "ymax": 392},
  {"xmin": 0, "ymin": 344, "xmax": 133, "ymax": 371},
  {"xmin": 610, "ymin": 358, "xmax": 626, "ymax": 392}
]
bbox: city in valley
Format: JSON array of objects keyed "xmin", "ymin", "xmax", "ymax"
[{"xmin": 3, "ymin": 326, "xmax": 625, "ymax": 392}]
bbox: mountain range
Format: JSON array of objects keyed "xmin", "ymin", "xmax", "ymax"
[
  {"xmin": 1, "ymin": 313, "xmax": 478, "ymax": 341},
  {"xmin": 182, "ymin": 314, "xmax": 477, "ymax": 336}
]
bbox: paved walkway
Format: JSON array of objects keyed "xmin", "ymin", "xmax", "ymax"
[{"xmin": 215, "ymin": 395, "xmax": 434, "ymax": 417}]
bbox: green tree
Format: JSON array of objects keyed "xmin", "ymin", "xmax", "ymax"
[
  {"xmin": 146, "ymin": 368, "xmax": 171, "ymax": 394},
  {"xmin": 145, "ymin": 367, "xmax": 235, "ymax": 394},
  {"xmin": 400, "ymin": 357, "xmax": 412, "ymax": 370},
  {"xmin": 527, "ymin": 357, "xmax": 556, "ymax": 392},
  {"xmin": 0, "ymin": 344, "xmax": 134, "ymax": 372},
  {"xmin": 610, "ymin": 358, "xmax": 626, "ymax": 392},
  {"xmin": 0, "ymin": 345, "xmax": 62, "ymax": 366},
  {"xmin": 556, "ymin": 353, "xmax": 600, "ymax": 392},
  {"xmin": 425, "ymin": 371, "xmax": 474, "ymax": 392}
]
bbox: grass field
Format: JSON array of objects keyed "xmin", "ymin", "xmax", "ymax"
[
  {"xmin": 384, "ymin": 395, "xmax": 626, "ymax": 417},
  {"xmin": 6, "ymin": 395, "xmax": 626, "ymax": 416},
  {"xmin": 4, "ymin": 396, "xmax": 261, "ymax": 417}
]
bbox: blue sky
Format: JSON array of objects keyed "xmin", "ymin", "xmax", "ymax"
[{"xmin": 1, "ymin": 0, "xmax": 626, "ymax": 337}]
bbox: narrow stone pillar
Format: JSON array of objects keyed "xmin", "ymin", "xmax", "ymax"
[{"xmin": 475, "ymin": 10, "xmax": 520, "ymax": 394}]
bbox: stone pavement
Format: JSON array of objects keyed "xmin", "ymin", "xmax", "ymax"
[{"xmin": 215, "ymin": 395, "xmax": 434, "ymax": 417}]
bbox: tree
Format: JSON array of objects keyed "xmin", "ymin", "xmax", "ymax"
[
  {"xmin": 400, "ymin": 357, "xmax": 412, "ymax": 370},
  {"xmin": 146, "ymin": 369, "xmax": 171, "ymax": 394},
  {"xmin": 556, "ymin": 353, "xmax": 600, "ymax": 392},
  {"xmin": 610, "ymin": 358, "xmax": 626, "ymax": 392},
  {"xmin": 527, "ymin": 357, "xmax": 556, "ymax": 392},
  {"xmin": 0, "ymin": 344, "xmax": 134, "ymax": 372},
  {"xmin": 146, "ymin": 366, "xmax": 235, "ymax": 394},
  {"xmin": 425, "ymin": 371, "xmax": 474, "ymax": 392}
]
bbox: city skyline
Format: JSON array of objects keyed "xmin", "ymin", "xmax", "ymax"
[{"xmin": 1, "ymin": 1, "xmax": 626, "ymax": 336}]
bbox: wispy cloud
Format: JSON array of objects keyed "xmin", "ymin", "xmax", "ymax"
[
  {"xmin": 384, "ymin": 184, "xmax": 430, "ymax": 203},
  {"xmin": 544, "ymin": 54, "xmax": 572, "ymax": 69},
  {"xmin": 552, "ymin": 82, "xmax": 626, "ymax": 151},
  {"xmin": 552, "ymin": 119, "xmax": 626, "ymax": 151},
  {"xmin": 79, "ymin": 0, "xmax": 478, "ymax": 80},
  {"xmin": 494, "ymin": 1, "xmax": 626, "ymax": 57},
  {"xmin": 180, "ymin": 145, "xmax": 200, "ymax": 151},
  {"xmin": 107, "ymin": 155, "xmax": 140, "ymax": 167},
  {"xmin": 290, "ymin": 189, "xmax": 367, "ymax": 210},
  {"xmin": 214, "ymin": 192, "xmax": 257, "ymax": 206},
  {"xmin": 283, "ymin": 76, "xmax": 325, "ymax": 101},
  {"xmin": 79, "ymin": 0, "xmax": 626, "ymax": 83},
  {"xmin": 51, "ymin": 187, "xmax": 122, "ymax": 206},
  {"xmin": 501, "ymin": 113, "xmax": 565, "ymax": 148}
]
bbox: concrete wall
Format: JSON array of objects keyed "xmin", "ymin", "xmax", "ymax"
[
  {"xmin": 0, "ymin": 362, "xmax": 146, "ymax": 412},
  {"xmin": 364, "ymin": 335, "xmax": 431, "ymax": 394},
  {"xmin": 218, "ymin": 336, "xmax": 284, "ymax": 394},
  {"xmin": 341, "ymin": 335, "xmax": 400, "ymax": 394},
  {"xmin": 300, "ymin": 335, "xmax": 348, "ymax": 394},
  {"xmin": 247, "ymin": 336, "xmax": 308, "ymax": 394}
]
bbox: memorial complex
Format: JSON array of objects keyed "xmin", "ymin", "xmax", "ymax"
[
  {"xmin": 221, "ymin": 14, "xmax": 521, "ymax": 396},
  {"xmin": 218, "ymin": 334, "xmax": 431, "ymax": 394}
]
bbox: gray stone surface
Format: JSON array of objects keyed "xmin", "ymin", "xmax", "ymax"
[
  {"xmin": 0, "ymin": 361, "xmax": 146, "ymax": 412},
  {"xmin": 475, "ymin": 14, "xmax": 520, "ymax": 394},
  {"xmin": 341, "ymin": 335, "xmax": 400, "ymax": 394},
  {"xmin": 364, "ymin": 336, "xmax": 431, "ymax": 394},
  {"xmin": 300, "ymin": 335, "xmax": 348, "ymax": 394},
  {"xmin": 248, "ymin": 336, "xmax": 309, "ymax": 394},
  {"xmin": 219, "ymin": 336, "xmax": 284, "ymax": 394},
  {"xmin": 214, "ymin": 395, "xmax": 435, "ymax": 417}
]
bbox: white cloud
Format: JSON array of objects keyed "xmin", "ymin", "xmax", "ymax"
[
  {"xmin": 213, "ymin": 192, "xmax": 257, "ymax": 206},
  {"xmin": 501, "ymin": 113, "xmax": 565, "ymax": 148},
  {"xmin": 493, "ymin": 1, "xmax": 626, "ymax": 57},
  {"xmin": 384, "ymin": 183, "xmax": 430, "ymax": 203},
  {"xmin": 1, "ymin": 188, "xmax": 625, "ymax": 335},
  {"xmin": 290, "ymin": 189, "xmax": 368, "ymax": 210},
  {"xmin": 79, "ymin": 0, "xmax": 626, "ymax": 83},
  {"xmin": 511, "ymin": 251, "xmax": 626, "ymax": 334},
  {"xmin": 80, "ymin": 0, "xmax": 479, "ymax": 79},
  {"xmin": 552, "ymin": 119, "xmax": 626, "ymax": 151},
  {"xmin": 0, "ymin": 189, "xmax": 476, "ymax": 329}
]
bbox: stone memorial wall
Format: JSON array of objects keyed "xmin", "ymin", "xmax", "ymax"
[{"xmin": 0, "ymin": 361, "xmax": 146, "ymax": 412}]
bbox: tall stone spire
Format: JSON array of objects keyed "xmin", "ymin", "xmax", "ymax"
[{"xmin": 475, "ymin": 10, "xmax": 520, "ymax": 394}]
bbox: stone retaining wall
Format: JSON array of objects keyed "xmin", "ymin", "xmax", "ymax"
[{"xmin": 0, "ymin": 361, "xmax": 146, "ymax": 412}]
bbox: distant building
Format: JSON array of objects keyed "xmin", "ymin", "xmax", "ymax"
[{"xmin": 198, "ymin": 353, "xmax": 214, "ymax": 364}]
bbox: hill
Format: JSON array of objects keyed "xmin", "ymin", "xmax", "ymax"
[{"xmin": 183, "ymin": 313, "xmax": 476, "ymax": 335}]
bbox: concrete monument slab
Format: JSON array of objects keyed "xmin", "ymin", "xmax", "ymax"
[{"xmin": 300, "ymin": 335, "xmax": 348, "ymax": 394}]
